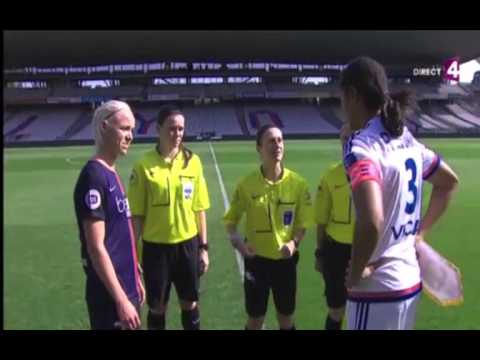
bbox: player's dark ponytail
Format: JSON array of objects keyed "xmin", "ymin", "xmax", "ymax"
[
  {"xmin": 380, "ymin": 90, "xmax": 416, "ymax": 137},
  {"xmin": 340, "ymin": 56, "xmax": 416, "ymax": 138},
  {"xmin": 157, "ymin": 105, "xmax": 192, "ymax": 169}
]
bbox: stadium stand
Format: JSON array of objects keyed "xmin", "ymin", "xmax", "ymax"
[
  {"xmin": 458, "ymin": 98, "xmax": 480, "ymax": 116},
  {"xmin": 439, "ymin": 84, "xmax": 470, "ymax": 97},
  {"xmin": 4, "ymin": 30, "xmax": 480, "ymax": 146},
  {"xmin": 52, "ymin": 86, "xmax": 144, "ymax": 99},
  {"xmin": 4, "ymin": 106, "xmax": 86, "ymax": 142},
  {"xmin": 314, "ymin": 100, "xmax": 344, "ymax": 129},
  {"xmin": 446, "ymin": 103, "xmax": 480, "ymax": 127},
  {"xmin": 411, "ymin": 108, "xmax": 452, "ymax": 132},
  {"xmin": 58, "ymin": 107, "xmax": 93, "ymax": 140},
  {"xmin": 4, "ymin": 96, "xmax": 480, "ymax": 144},
  {"xmin": 244, "ymin": 103, "xmax": 339, "ymax": 134},
  {"xmin": 4, "ymin": 88, "xmax": 51, "ymax": 104},
  {"xmin": 421, "ymin": 102, "xmax": 477, "ymax": 129}
]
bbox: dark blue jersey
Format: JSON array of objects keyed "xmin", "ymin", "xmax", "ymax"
[{"xmin": 74, "ymin": 159, "xmax": 140, "ymax": 303}]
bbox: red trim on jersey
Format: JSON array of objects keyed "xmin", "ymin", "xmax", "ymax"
[
  {"xmin": 423, "ymin": 154, "xmax": 440, "ymax": 180},
  {"xmin": 348, "ymin": 282, "xmax": 422, "ymax": 300},
  {"xmin": 91, "ymin": 157, "xmax": 115, "ymax": 172},
  {"xmin": 348, "ymin": 159, "xmax": 382, "ymax": 191},
  {"xmin": 114, "ymin": 172, "xmax": 142, "ymax": 296}
]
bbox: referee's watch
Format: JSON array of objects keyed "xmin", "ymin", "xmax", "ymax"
[{"xmin": 199, "ymin": 243, "xmax": 209, "ymax": 251}]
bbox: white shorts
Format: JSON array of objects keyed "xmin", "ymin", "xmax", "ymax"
[{"xmin": 346, "ymin": 293, "xmax": 420, "ymax": 330}]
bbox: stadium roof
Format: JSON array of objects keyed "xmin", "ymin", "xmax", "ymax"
[{"xmin": 4, "ymin": 30, "xmax": 480, "ymax": 68}]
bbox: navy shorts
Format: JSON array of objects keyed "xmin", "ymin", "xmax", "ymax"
[
  {"xmin": 85, "ymin": 270, "xmax": 140, "ymax": 330},
  {"xmin": 244, "ymin": 252, "xmax": 299, "ymax": 318},
  {"xmin": 142, "ymin": 236, "xmax": 200, "ymax": 309}
]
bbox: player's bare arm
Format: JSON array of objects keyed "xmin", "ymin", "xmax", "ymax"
[
  {"xmin": 196, "ymin": 210, "xmax": 209, "ymax": 275},
  {"xmin": 418, "ymin": 162, "xmax": 459, "ymax": 240},
  {"xmin": 83, "ymin": 218, "xmax": 140, "ymax": 330},
  {"xmin": 226, "ymin": 223, "xmax": 255, "ymax": 258},
  {"xmin": 347, "ymin": 180, "xmax": 384, "ymax": 288},
  {"xmin": 315, "ymin": 224, "xmax": 328, "ymax": 272}
]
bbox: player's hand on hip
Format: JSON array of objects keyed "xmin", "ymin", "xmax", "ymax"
[
  {"xmin": 116, "ymin": 298, "xmax": 141, "ymax": 330},
  {"xmin": 280, "ymin": 240, "xmax": 296, "ymax": 258},
  {"xmin": 199, "ymin": 249, "xmax": 209, "ymax": 276},
  {"xmin": 415, "ymin": 233, "xmax": 425, "ymax": 245},
  {"xmin": 361, "ymin": 265, "xmax": 374, "ymax": 279},
  {"xmin": 345, "ymin": 259, "xmax": 374, "ymax": 289},
  {"xmin": 414, "ymin": 234, "xmax": 425, "ymax": 260}
]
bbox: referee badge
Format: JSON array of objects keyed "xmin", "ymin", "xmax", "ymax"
[
  {"xmin": 183, "ymin": 181, "xmax": 194, "ymax": 200},
  {"xmin": 283, "ymin": 210, "xmax": 293, "ymax": 226}
]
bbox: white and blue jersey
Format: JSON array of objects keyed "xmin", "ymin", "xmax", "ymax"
[{"xmin": 343, "ymin": 116, "xmax": 440, "ymax": 302}]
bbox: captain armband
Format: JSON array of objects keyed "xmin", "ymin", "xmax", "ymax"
[{"xmin": 347, "ymin": 159, "xmax": 382, "ymax": 191}]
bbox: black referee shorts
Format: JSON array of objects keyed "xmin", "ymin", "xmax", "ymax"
[
  {"xmin": 244, "ymin": 252, "xmax": 299, "ymax": 318},
  {"xmin": 322, "ymin": 236, "xmax": 351, "ymax": 309},
  {"xmin": 142, "ymin": 236, "xmax": 200, "ymax": 309}
]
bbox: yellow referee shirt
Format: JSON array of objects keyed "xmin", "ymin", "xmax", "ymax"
[
  {"xmin": 128, "ymin": 148, "xmax": 210, "ymax": 244},
  {"xmin": 224, "ymin": 167, "xmax": 313, "ymax": 260},
  {"xmin": 314, "ymin": 162, "xmax": 354, "ymax": 244}
]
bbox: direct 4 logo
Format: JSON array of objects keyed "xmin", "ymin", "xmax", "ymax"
[{"xmin": 443, "ymin": 58, "xmax": 460, "ymax": 82}]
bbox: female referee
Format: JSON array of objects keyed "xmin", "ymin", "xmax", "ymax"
[
  {"xmin": 224, "ymin": 124, "xmax": 313, "ymax": 330},
  {"xmin": 128, "ymin": 106, "xmax": 210, "ymax": 330}
]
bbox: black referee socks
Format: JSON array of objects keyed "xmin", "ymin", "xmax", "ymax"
[
  {"xmin": 147, "ymin": 310, "xmax": 166, "ymax": 330},
  {"xmin": 325, "ymin": 315, "xmax": 342, "ymax": 330},
  {"xmin": 181, "ymin": 307, "xmax": 200, "ymax": 330}
]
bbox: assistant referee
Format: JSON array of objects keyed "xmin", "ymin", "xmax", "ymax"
[{"xmin": 314, "ymin": 126, "xmax": 354, "ymax": 330}]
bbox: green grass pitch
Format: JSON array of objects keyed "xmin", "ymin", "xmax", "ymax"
[{"xmin": 4, "ymin": 138, "xmax": 479, "ymax": 329}]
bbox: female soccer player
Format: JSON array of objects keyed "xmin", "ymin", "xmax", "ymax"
[{"xmin": 340, "ymin": 57, "xmax": 459, "ymax": 330}]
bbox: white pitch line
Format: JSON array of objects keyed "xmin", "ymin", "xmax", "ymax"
[
  {"xmin": 208, "ymin": 142, "xmax": 244, "ymax": 281},
  {"xmin": 66, "ymin": 157, "xmax": 75, "ymax": 165},
  {"xmin": 66, "ymin": 157, "xmax": 82, "ymax": 166}
]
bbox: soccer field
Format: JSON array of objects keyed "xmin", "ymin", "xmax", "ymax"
[{"xmin": 4, "ymin": 138, "xmax": 479, "ymax": 330}]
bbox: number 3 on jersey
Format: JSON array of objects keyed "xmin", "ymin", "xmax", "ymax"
[{"xmin": 405, "ymin": 158, "xmax": 418, "ymax": 214}]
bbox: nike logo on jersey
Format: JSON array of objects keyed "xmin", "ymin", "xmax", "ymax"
[{"xmin": 109, "ymin": 185, "xmax": 117, "ymax": 192}]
